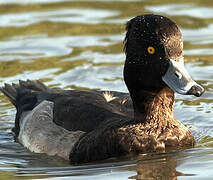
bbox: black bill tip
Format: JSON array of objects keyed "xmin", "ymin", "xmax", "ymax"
[{"xmin": 187, "ymin": 85, "xmax": 205, "ymax": 97}]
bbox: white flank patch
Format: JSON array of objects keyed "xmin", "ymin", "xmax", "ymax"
[{"xmin": 18, "ymin": 100, "xmax": 85, "ymax": 160}]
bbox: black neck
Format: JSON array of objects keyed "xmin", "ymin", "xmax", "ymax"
[{"xmin": 129, "ymin": 87, "xmax": 175, "ymax": 123}]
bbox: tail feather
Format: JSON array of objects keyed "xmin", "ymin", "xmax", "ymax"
[
  {"xmin": 0, "ymin": 83, "xmax": 18, "ymax": 107},
  {"xmin": 19, "ymin": 79, "xmax": 47, "ymax": 91},
  {"xmin": 0, "ymin": 80, "xmax": 48, "ymax": 136},
  {"xmin": 0, "ymin": 80, "xmax": 48, "ymax": 107}
]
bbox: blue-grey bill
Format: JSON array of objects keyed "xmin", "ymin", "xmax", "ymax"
[{"xmin": 162, "ymin": 58, "xmax": 204, "ymax": 97}]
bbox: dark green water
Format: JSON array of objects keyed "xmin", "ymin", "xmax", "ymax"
[{"xmin": 0, "ymin": 0, "xmax": 212, "ymax": 179}]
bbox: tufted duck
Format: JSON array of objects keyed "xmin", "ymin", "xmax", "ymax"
[{"xmin": 0, "ymin": 14, "xmax": 204, "ymax": 163}]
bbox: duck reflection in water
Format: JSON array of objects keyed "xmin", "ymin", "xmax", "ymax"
[{"xmin": 128, "ymin": 152, "xmax": 194, "ymax": 180}]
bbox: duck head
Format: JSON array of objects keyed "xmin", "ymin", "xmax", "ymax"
[{"xmin": 124, "ymin": 14, "xmax": 204, "ymax": 98}]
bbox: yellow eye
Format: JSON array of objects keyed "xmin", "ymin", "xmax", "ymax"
[{"xmin": 147, "ymin": 46, "xmax": 155, "ymax": 54}]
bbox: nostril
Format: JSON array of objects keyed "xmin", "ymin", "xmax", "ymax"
[{"xmin": 174, "ymin": 72, "xmax": 182, "ymax": 79}]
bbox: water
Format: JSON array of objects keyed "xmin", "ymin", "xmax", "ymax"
[{"xmin": 0, "ymin": 0, "xmax": 212, "ymax": 179}]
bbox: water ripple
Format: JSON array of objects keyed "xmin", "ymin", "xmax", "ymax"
[
  {"xmin": 146, "ymin": 4, "xmax": 213, "ymax": 19},
  {"xmin": 0, "ymin": 9, "xmax": 119, "ymax": 27}
]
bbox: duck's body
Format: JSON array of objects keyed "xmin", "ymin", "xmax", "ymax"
[
  {"xmin": 1, "ymin": 81, "xmax": 195, "ymax": 163},
  {"xmin": 0, "ymin": 14, "xmax": 204, "ymax": 163}
]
